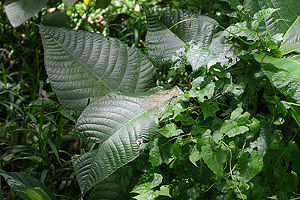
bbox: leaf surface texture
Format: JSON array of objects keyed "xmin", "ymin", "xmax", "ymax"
[
  {"xmin": 4, "ymin": 0, "xmax": 48, "ymax": 27},
  {"xmin": 39, "ymin": 25, "xmax": 155, "ymax": 111},
  {"xmin": 73, "ymin": 89, "xmax": 180, "ymax": 194},
  {"xmin": 255, "ymin": 53, "xmax": 300, "ymax": 101},
  {"xmin": 145, "ymin": 9, "xmax": 218, "ymax": 63}
]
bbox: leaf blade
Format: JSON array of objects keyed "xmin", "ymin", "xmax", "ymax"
[
  {"xmin": 145, "ymin": 8, "xmax": 218, "ymax": 63},
  {"xmin": 254, "ymin": 53, "xmax": 300, "ymax": 101},
  {"xmin": 73, "ymin": 89, "xmax": 178, "ymax": 194},
  {"xmin": 39, "ymin": 25, "xmax": 155, "ymax": 111},
  {"xmin": 4, "ymin": 0, "xmax": 48, "ymax": 27}
]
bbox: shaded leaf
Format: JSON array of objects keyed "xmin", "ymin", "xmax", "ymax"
[
  {"xmin": 63, "ymin": 0, "xmax": 77, "ymax": 8},
  {"xmin": 0, "ymin": 171, "xmax": 56, "ymax": 200},
  {"xmin": 43, "ymin": 11, "xmax": 71, "ymax": 28},
  {"xmin": 89, "ymin": 174, "xmax": 125, "ymax": 200},
  {"xmin": 200, "ymin": 101, "xmax": 219, "ymax": 119},
  {"xmin": 26, "ymin": 187, "xmax": 52, "ymax": 200},
  {"xmin": 95, "ymin": 0, "xmax": 111, "ymax": 9},
  {"xmin": 246, "ymin": 0, "xmax": 300, "ymax": 54},
  {"xmin": 246, "ymin": 0, "xmax": 300, "ymax": 36}
]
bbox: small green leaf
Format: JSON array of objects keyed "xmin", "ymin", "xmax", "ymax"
[
  {"xmin": 212, "ymin": 131, "xmax": 223, "ymax": 143},
  {"xmin": 26, "ymin": 187, "xmax": 52, "ymax": 200},
  {"xmin": 149, "ymin": 138, "xmax": 163, "ymax": 167},
  {"xmin": 189, "ymin": 146, "xmax": 201, "ymax": 167},
  {"xmin": 201, "ymin": 145, "xmax": 227, "ymax": 178},
  {"xmin": 157, "ymin": 123, "xmax": 183, "ymax": 138},
  {"xmin": 131, "ymin": 173, "xmax": 169, "ymax": 200},
  {"xmin": 154, "ymin": 186, "xmax": 170, "ymax": 197},
  {"xmin": 220, "ymin": 120, "xmax": 249, "ymax": 137},
  {"xmin": 201, "ymin": 101, "xmax": 219, "ymax": 119},
  {"xmin": 172, "ymin": 103, "xmax": 185, "ymax": 119},
  {"xmin": 250, "ymin": 117, "xmax": 260, "ymax": 134},
  {"xmin": 189, "ymin": 81, "xmax": 215, "ymax": 103},
  {"xmin": 238, "ymin": 150, "xmax": 263, "ymax": 182},
  {"xmin": 230, "ymin": 107, "xmax": 243, "ymax": 120},
  {"xmin": 31, "ymin": 155, "xmax": 43, "ymax": 163}
]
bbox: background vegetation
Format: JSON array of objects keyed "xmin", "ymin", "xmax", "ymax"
[{"xmin": 1, "ymin": 0, "xmax": 300, "ymax": 199}]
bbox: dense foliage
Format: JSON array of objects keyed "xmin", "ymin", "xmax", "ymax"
[{"xmin": 1, "ymin": 0, "xmax": 300, "ymax": 199}]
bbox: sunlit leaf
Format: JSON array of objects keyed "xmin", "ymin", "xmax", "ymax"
[{"xmin": 39, "ymin": 25, "xmax": 155, "ymax": 111}]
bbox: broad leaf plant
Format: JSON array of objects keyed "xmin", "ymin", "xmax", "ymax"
[{"xmin": 1, "ymin": 0, "xmax": 300, "ymax": 199}]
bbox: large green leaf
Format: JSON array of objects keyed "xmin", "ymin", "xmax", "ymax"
[
  {"xmin": 280, "ymin": 16, "xmax": 300, "ymax": 55},
  {"xmin": 254, "ymin": 53, "xmax": 300, "ymax": 102},
  {"xmin": 63, "ymin": 0, "xmax": 77, "ymax": 8},
  {"xmin": 73, "ymin": 88, "xmax": 181, "ymax": 194},
  {"xmin": 145, "ymin": 8, "xmax": 218, "ymax": 63},
  {"xmin": 4, "ymin": 0, "xmax": 48, "ymax": 28},
  {"xmin": 89, "ymin": 174, "xmax": 125, "ymax": 200},
  {"xmin": 246, "ymin": 0, "xmax": 300, "ymax": 54},
  {"xmin": 186, "ymin": 33, "xmax": 238, "ymax": 71},
  {"xmin": 0, "ymin": 171, "xmax": 56, "ymax": 200},
  {"xmin": 95, "ymin": 0, "xmax": 111, "ymax": 9},
  {"xmin": 246, "ymin": 0, "xmax": 300, "ymax": 35},
  {"xmin": 39, "ymin": 25, "xmax": 155, "ymax": 111}
]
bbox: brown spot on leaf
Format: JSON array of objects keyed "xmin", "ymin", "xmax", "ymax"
[{"xmin": 141, "ymin": 87, "xmax": 182, "ymax": 110}]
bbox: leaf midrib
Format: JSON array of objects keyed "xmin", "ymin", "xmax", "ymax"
[
  {"xmin": 47, "ymin": 29, "xmax": 113, "ymax": 93},
  {"xmin": 81, "ymin": 97, "xmax": 163, "ymax": 193}
]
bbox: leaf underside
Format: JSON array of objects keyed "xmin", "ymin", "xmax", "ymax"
[
  {"xmin": 5, "ymin": 0, "xmax": 48, "ymax": 27},
  {"xmin": 73, "ymin": 88, "xmax": 179, "ymax": 194},
  {"xmin": 39, "ymin": 25, "xmax": 155, "ymax": 111}
]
